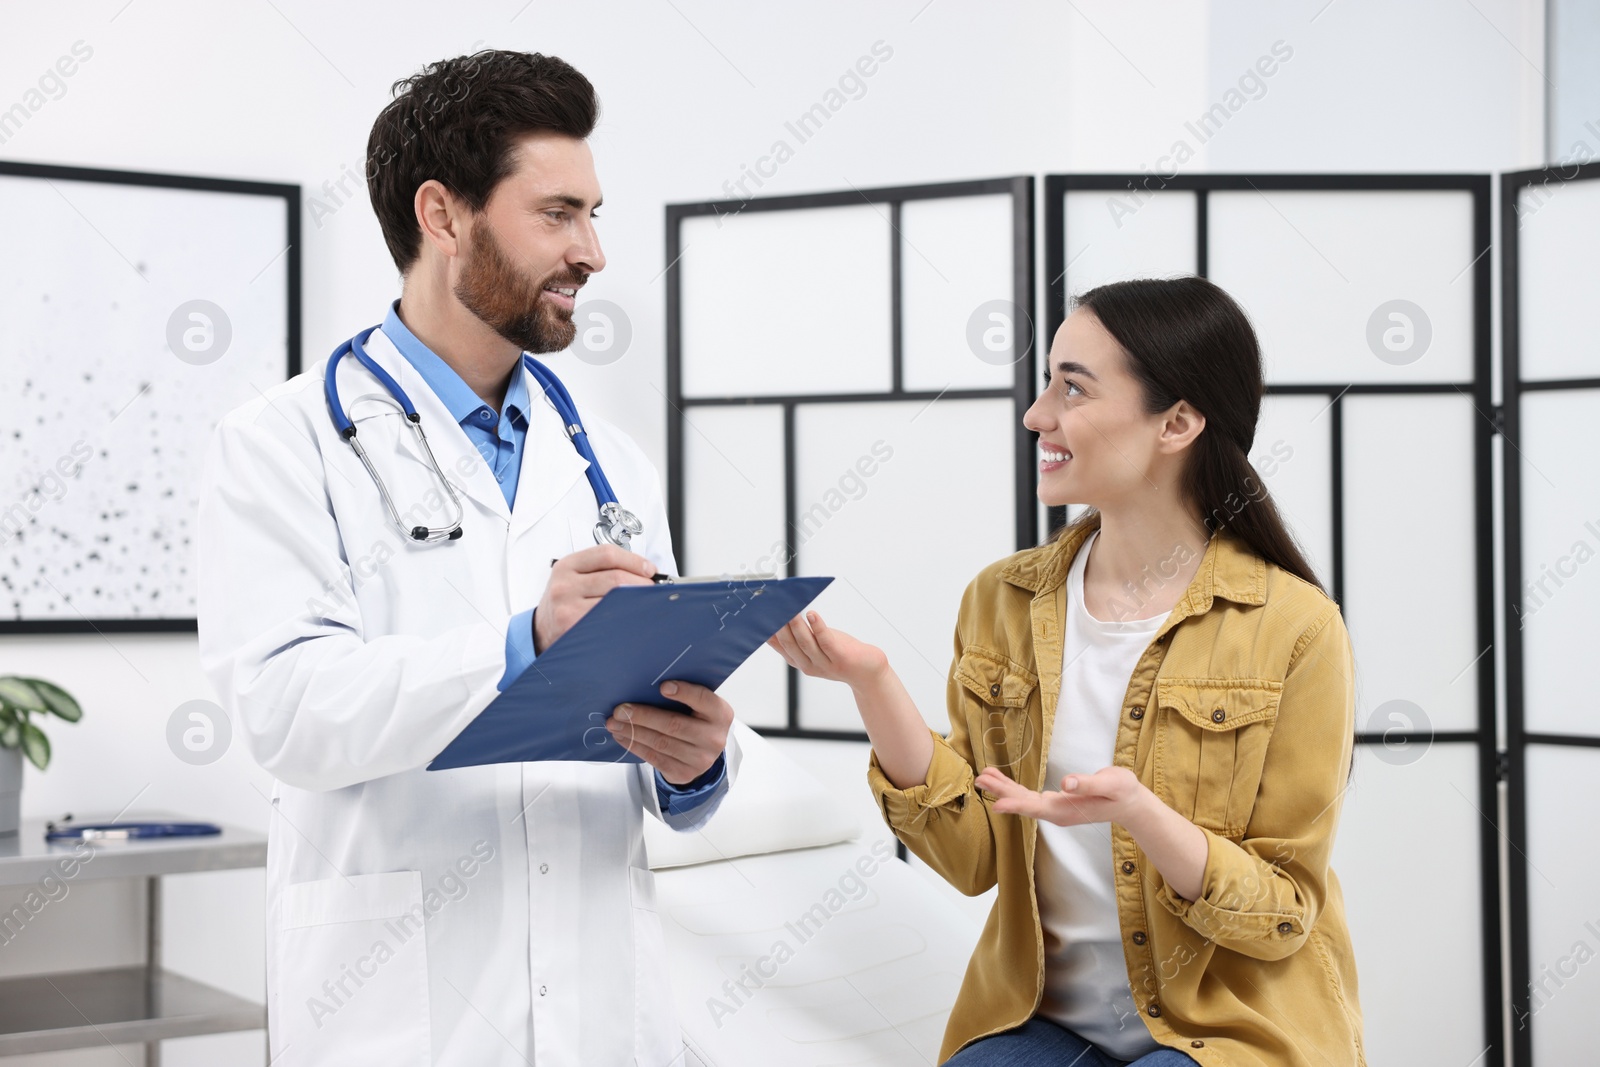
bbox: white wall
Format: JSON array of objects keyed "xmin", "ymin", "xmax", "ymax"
[{"xmin": 0, "ymin": 1, "xmax": 1546, "ymax": 1063}]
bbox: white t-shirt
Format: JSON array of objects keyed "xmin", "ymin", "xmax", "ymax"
[{"xmin": 1034, "ymin": 528, "xmax": 1169, "ymax": 1057}]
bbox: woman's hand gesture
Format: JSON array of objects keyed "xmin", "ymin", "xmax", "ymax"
[
  {"xmin": 767, "ymin": 611, "xmax": 888, "ymax": 690},
  {"xmin": 974, "ymin": 764, "xmax": 1150, "ymax": 828}
]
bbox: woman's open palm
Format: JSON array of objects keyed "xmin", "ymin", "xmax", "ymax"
[
  {"xmin": 767, "ymin": 611, "xmax": 887, "ymax": 688},
  {"xmin": 974, "ymin": 764, "xmax": 1145, "ymax": 828}
]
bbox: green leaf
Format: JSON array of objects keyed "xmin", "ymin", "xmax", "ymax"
[
  {"xmin": 0, "ymin": 716, "xmax": 19, "ymax": 750},
  {"xmin": 20, "ymin": 720, "xmax": 50, "ymax": 771},
  {"xmin": 23, "ymin": 679, "xmax": 82, "ymax": 723},
  {"xmin": 0, "ymin": 677, "xmax": 46, "ymax": 713}
]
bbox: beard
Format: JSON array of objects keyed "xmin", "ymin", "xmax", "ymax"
[{"xmin": 453, "ymin": 214, "xmax": 583, "ymax": 354}]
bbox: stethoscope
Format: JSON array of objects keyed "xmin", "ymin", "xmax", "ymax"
[{"xmin": 324, "ymin": 325, "xmax": 644, "ymax": 550}]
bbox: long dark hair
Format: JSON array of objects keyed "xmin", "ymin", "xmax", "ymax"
[{"xmin": 1052, "ymin": 276, "xmax": 1326, "ymax": 598}]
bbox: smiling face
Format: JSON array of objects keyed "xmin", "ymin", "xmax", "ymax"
[
  {"xmin": 1023, "ymin": 306, "xmax": 1206, "ymax": 511},
  {"xmin": 452, "ymin": 131, "xmax": 606, "ymax": 354}
]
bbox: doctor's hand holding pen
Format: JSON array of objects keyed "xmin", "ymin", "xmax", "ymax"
[
  {"xmin": 535, "ymin": 544, "xmax": 658, "ymax": 654},
  {"xmin": 539, "ymin": 544, "xmax": 735, "ymax": 786},
  {"xmin": 766, "ymin": 611, "xmax": 936, "ymax": 792}
]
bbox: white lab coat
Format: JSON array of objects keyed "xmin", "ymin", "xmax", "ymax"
[{"xmin": 196, "ymin": 324, "xmax": 740, "ymax": 1066}]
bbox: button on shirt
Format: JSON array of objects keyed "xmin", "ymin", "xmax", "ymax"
[{"xmin": 380, "ymin": 300, "xmax": 726, "ymax": 811}]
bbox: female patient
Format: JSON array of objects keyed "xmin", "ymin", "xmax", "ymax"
[{"xmin": 770, "ymin": 277, "xmax": 1364, "ymax": 1067}]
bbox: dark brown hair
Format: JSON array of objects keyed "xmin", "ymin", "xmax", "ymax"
[
  {"xmin": 366, "ymin": 49, "xmax": 599, "ymax": 274},
  {"xmin": 1052, "ymin": 276, "xmax": 1326, "ymax": 598}
]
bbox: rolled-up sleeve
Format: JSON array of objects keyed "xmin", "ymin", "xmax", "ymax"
[
  {"xmin": 1151, "ymin": 606, "xmax": 1356, "ymax": 961},
  {"xmin": 867, "ymin": 729, "xmax": 976, "ymax": 833}
]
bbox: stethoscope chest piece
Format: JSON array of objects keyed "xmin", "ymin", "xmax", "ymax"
[{"xmin": 595, "ymin": 501, "xmax": 643, "ymax": 548}]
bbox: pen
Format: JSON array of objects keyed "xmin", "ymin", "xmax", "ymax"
[
  {"xmin": 651, "ymin": 573, "xmax": 778, "ymax": 584},
  {"xmin": 44, "ymin": 819, "xmax": 221, "ymax": 842}
]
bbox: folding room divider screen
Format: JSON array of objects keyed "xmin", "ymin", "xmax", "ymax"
[
  {"xmin": 1501, "ymin": 159, "xmax": 1600, "ymax": 1067},
  {"xmin": 1045, "ymin": 173, "xmax": 1500, "ymax": 1067},
  {"xmin": 664, "ymin": 177, "xmax": 1036, "ymax": 748}
]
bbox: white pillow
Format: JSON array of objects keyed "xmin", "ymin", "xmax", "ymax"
[{"xmin": 644, "ymin": 721, "xmax": 861, "ymax": 869}]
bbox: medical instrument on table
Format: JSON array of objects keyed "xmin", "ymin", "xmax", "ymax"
[
  {"xmin": 324, "ymin": 325, "xmax": 645, "ymax": 549},
  {"xmin": 44, "ymin": 816, "xmax": 222, "ymax": 842}
]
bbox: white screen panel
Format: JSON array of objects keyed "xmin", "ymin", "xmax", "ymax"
[
  {"xmin": 900, "ymin": 194, "xmax": 1016, "ymax": 392},
  {"xmin": 1252, "ymin": 394, "xmax": 1335, "ymax": 593},
  {"xmin": 1342, "ymin": 395, "xmax": 1480, "ymax": 733},
  {"xmin": 1518, "ymin": 177, "xmax": 1600, "ymax": 382},
  {"xmin": 1331, "ymin": 743, "xmax": 1486, "ymax": 1065},
  {"xmin": 1517, "ymin": 389, "xmax": 1600, "ymax": 735},
  {"xmin": 1061, "ymin": 189, "xmax": 1197, "ymax": 301},
  {"xmin": 1209, "ymin": 190, "xmax": 1475, "ymax": 384},
  {"xmin": 680, "ymin": 205, "xmax": 891, "ymax": 398},
  {"xmin": 1524, "ymin": 745, "xmax": 1600, "ymax": 1059},
  {"xmin": 682, "ymin": 404, "xmax": 789, "ymax": 729},
  {"xmin": 793, "ymin": 399, "xmax": 1017, "ymax": 733}
]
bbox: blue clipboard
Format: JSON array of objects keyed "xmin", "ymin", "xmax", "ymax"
[{"xmin": 427, "ymin": 575, "xmax": 833, "ymax": 770}]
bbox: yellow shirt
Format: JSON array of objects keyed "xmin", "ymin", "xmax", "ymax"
[{"xmin": 866, "ymin": 516, "xmax": 1365, "ymax": 1066}]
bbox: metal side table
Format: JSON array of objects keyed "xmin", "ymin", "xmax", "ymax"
[{"xmin": 0, "ymin": 815, "xmax": 267, "ymax": 1063}]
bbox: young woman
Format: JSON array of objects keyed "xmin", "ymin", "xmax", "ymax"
[{"xmin": 769, "ymin": 277, "xmax": 1364, "ymax": 1067}]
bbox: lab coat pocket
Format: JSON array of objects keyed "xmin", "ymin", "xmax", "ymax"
[
  {"xmin": 629, "ymin": 864, "xmax": 681, "ymax": 1064},
  {"xmin": 1153, "ymin": 678, "xmax": 1283, "ymax": 837},
  {"xmin": 955, "ymin": 646, "xmax": 1039, "ymax": 781},
  {"xmin": 273, "ymin": 870, "xmax": 432, "ymax": 1067}
]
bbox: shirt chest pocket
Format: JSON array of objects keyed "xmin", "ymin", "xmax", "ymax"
[
  {"xmin": 954, "ymin": 646, "xmax": 1039, "ymax": 779},
  {"xmin": 1153, "ymin": 677, "xmax": 1283, "ymax": 837}
]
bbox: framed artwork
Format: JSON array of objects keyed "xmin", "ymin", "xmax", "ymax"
[{"xmin": 0, "ymin": 159, "xmax": 300, "ymax": 632}]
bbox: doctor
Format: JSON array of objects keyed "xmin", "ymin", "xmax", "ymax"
[{"xmin": 197, "ymin": 50, "xmax": 741, "ymax": 1066}]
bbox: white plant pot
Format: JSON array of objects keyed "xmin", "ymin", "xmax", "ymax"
[{"xmin": 0, "ymin": 746, "xmax": 20, "ymax": 836}]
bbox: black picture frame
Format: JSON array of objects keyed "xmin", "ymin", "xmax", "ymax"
[{"xmin": 0, "ymin": 159, "xmax": 301, "ymax": 635}]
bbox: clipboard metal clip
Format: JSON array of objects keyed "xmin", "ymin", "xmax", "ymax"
[{"xmin": 650, "ymin": 572, "xmax": 778, "ymax": 585}]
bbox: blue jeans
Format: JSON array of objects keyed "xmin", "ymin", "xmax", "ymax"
[{"xmin": 944, "ymin": 1016, "xmax": 1201, "ymax": 1066}]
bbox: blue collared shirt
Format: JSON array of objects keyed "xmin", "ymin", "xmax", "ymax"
[{"xmin": 381, "ymin": 301, "xmax": 726, "ymax": 814}]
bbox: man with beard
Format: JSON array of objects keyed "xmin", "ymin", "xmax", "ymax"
[{"xmin": 196, "ymin": 50, "xmax": 739, "ymax": 1066}]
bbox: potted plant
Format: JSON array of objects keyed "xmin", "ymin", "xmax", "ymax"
[{"xmin": 0, "ymin": 676, "xmax": 83, "ymax": 836}]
